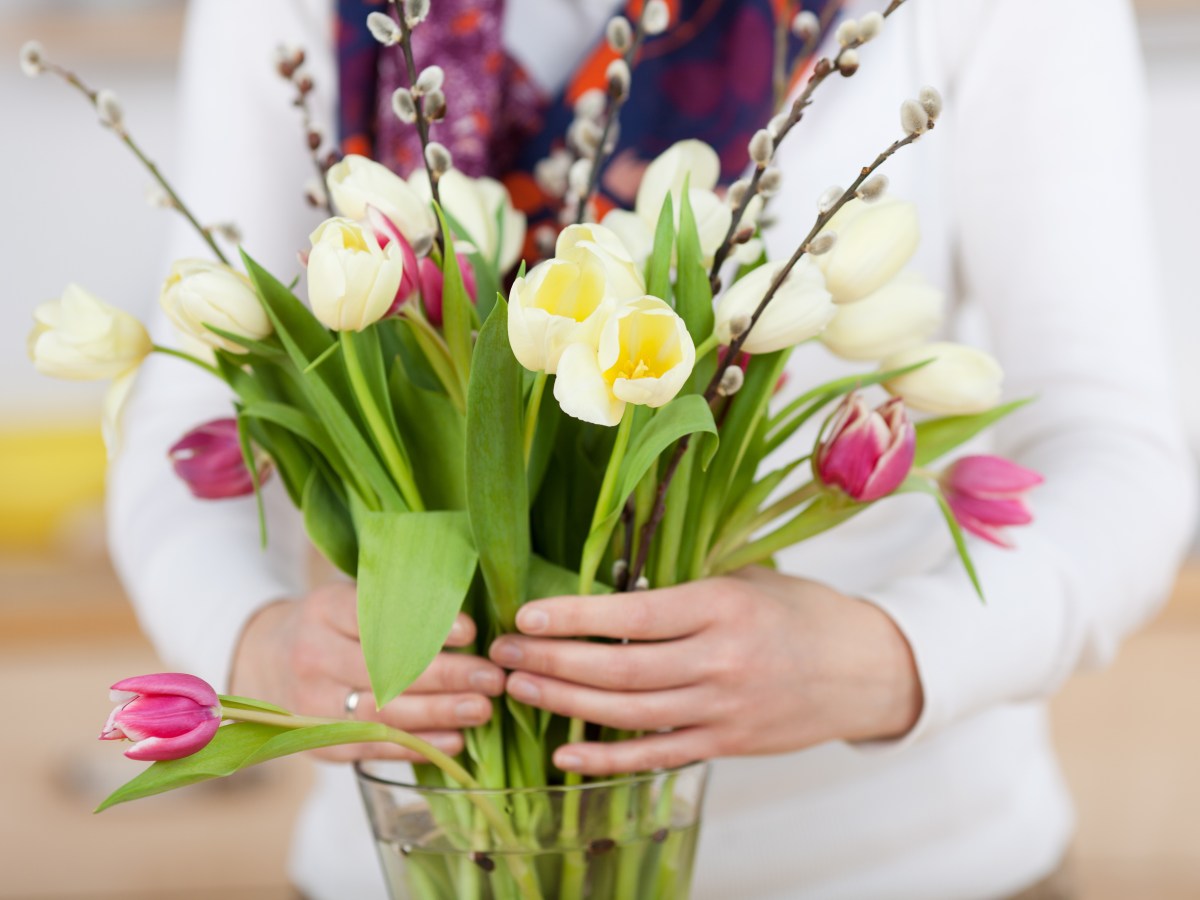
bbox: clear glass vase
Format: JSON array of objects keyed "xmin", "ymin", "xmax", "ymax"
[{"xmin": 356, "ymin": 760, "xmax": 710, "ymax": 900}]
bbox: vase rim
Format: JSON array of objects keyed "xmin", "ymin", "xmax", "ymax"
[{"xmin": 354, "ymin": 759, "xmax": 709, "ymax": 796}]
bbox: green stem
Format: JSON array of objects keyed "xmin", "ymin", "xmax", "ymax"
[
  {"xmin": 579, "ymin": 407, "xmax": 636, "ymax": 595},
  {"xmin": 220, "ymin": 707, "xmax": 542, "ymax": 899},
  {"xmin": 339, "ymin": 331, "xmax": 425, "ymax": 511},
  {"xmin": 694, "ymin": 332, "xmax": 719, "ymax": 361},
  {"xmin": 709, "ymin": 480, "xmax": 820, "ymax": 568},
  {"xmin": 523, "ymin": 371, "xmax": 548, "ymax": 463},
  {"xmin": 151, "ymin": 344, "xmax": 221, "ymax": 379}
]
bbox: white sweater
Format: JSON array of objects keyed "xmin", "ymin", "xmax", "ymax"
[{"xmin": 107, "ymin": 1, "xmax": 1197, "ymax": 898}]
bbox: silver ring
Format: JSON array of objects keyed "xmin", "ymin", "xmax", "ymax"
[{"xmin": 344, "ymin": 688, "xmax": 362, "ymax": 718}]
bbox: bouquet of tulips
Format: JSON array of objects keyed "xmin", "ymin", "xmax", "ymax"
[{"xmin": 24, "ymin": 3, "xmax": 1042, "ymax": 898}]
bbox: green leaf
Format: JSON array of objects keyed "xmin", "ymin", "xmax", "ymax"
[
  {"xmin": 217, "ymin": 695, "xmax": 291, "ymax": 715},
  {"xmin": 389, "ymin": 364, "xmax": 467, "ymax": 511},
  {"xmin": 913, "ymin": 399, "xmax": 1032, "ymax": 468},
  {"xmin": 434, "ymin": 206, "xmax": 475, "ymax": 388},
  {"xmin": 357, "ymin": 510, "xmax": 479, "ymax": 707},
  {"xmin": 97, "ymin": 720, "xmax": 398, "ymax": 812},
  {"xmin": 713, "ymin": 490, "xmax": 864, "ymax": 574},
  {"xmin": 645, "ymin": 193, "xmax": 675, "ymax": 301},
  {"xmin": 528, "ymin": 553, "xmax": 611, "ymax": 599},
  {"xmin": 675, "ymin": 189, "xmax": 715, "ymax": 344},
  {"xmin": 234, "ymin": 413, "xmax": 268, "ymax": 547},
  {"xmin": 465, "ymin": 299, "xmax": 530, "ymax": 631},
  {"xmin": 202, "ymin": 325, "xmax": 288, "ymax": 362},
  {"xmin": 900, "ymin": 475, "xmax": 985, "ymax": 602},
  {"xmin": 302, "ymin": 467, "xmax": 358, "ymax": 576}
]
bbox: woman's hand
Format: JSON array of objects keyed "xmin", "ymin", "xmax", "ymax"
[
  {"xmin": 489, "ymin": 567, "xmax": 922, "ymax": 776},
  {"xmin": 230, "ymin": 582, "xmax": 505, "ymax": 762}
]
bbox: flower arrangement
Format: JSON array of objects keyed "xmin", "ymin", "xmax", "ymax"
[{"xmin": 23, "ymin": 2, "xmax": 1040, "ymax": 897}]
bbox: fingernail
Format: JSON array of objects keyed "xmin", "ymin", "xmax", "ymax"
[
  {"xmin": 555, "ymin": 752, "xmax": 583, "ymax": 771},
  {"xmin": 448, "ymin": 619, "xmax": 467, "ymax": 641},
  {"xmin": 491, "ymin": 640, "xmax": 522, "ymax": 666},
  {"xmin": 518, "ymin": 609, "xmax": 549, "ymax": 634},
  {"xmin": 507, "ymin": 677, "xmax": 540, "ymax": 704},
  {"xmin": 455, "ymin": 699, "xmax": 487, "ymax": 723},
  {"xmin": 469, "ymin": 669, "xmax": 503, "ymax": 694},
  {"xmin": 432, "ymin": 734, "xmax": 460, "ymax": 751}
]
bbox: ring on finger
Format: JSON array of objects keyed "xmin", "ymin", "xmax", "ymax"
[{"xmin": 344, "ymin": 688, "xmax": 362, "ymax": 719}]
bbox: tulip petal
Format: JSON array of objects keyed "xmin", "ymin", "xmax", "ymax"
[
  {"xmin": 124, "ymin": 716, "xmax": 221, "ymax": 762},
  {"xmin": 110, "ymin": 673, "xmax": 219, "ymax": 708},
  {"xmin": 554, "ymin": 342, "xmax": 625, "ymax": 427},
  {"xmin": 947, "ymin": 455, "xmax": 1044, "ymax": 496}
]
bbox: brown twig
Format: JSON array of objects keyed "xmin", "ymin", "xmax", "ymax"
[
  {"xmin": 389, "ymin": 7, "xmax": 443, "ymax": 216},
  {"xmin": 626, "ymin": 126, "xmax": 927, "ymax": 587}
]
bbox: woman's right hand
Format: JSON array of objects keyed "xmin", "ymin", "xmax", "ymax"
[{"xmin": 229, "ymin": 582, "xmax": 504, "ymax": 762}]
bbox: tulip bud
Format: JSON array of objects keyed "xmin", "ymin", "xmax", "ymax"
[
  {"xmin": 96, "ymin": 89, "xmax": 124, "ymax": 131},
  {"xmin": 607, "ymin": 16, "xmax": 633, "ymax": 52},
  {"xmin": 939, "ymin": 455, "xmax": 1043, "ymax": 548},
  {"xmin": 415, "ymin": 65, "xmax": 444, "ymax": 94},
  {"xmin": 821, "ymin": 272, "xmax": 944, "ymax": 361},
  {"xmin": 161, "ymin": 259, "xmax": 272, "ymax": 354},
  {"xmin": 392, "ymin": 87, "xmax": 418, "ymax": 124},
  {"xmin": 815, "ymin": 197, "xmax": 919, "ymax": 304},
  {"xmin": 643, "ymin": 0, "xmax": 671, "ymax": 35},
  {"xmin": 307, "ymin": 217, "xmax": 407, "ymax": 331},
  {"xmin": 715, "ymin": 258, "xmax": 835, "ymax": 354},
  {"xmin": 882, "ymin": 342, "xmax": 1003, "ymax": 414},
  {"xmin": 101, "ymin": 673, "xmax": 222, "ymax": 762},
  {"xmin": 28, "ymin": 285, "xmax": 151, "ymax": 381},
  {"xmin": 901, "ymin": 99, "xmax": 930, "ymax": 136},
  {"xmin": 748, "ymin": 129, "xmax": 774, "ymax": 167},
  {"xmin": 19, "ymin": 40, "xmax": 44, "ymax": 77},
  {"xmin": 168, "ymin": 418, "xmax": 269, "ymax": 500},
  {"xmin": 815, "ymin": 394, "xmax": 915, "ymax": 503},
  {"xmin": 417, "ymin": 254, "xmax": 478, "ymax": 327},
  {"xmin": 791, "ymin": 11, "xmax": 819, "ymax": 40},
  {"xmin": 367, "ymin": 11, "xmax": 401, "ymax": 45},
  {"xmin": 327, "ymin": 154, "xmax": 436, "ymax": 244}
]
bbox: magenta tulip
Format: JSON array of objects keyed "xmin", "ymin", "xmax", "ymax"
[
  {"xmin": 815, "ymin": 394, "xmax": 915, "ymax": 502},
  {"xmin": 168, "ymin": 418, "xmax": 268, "ymax": 499},
  {"xmin": 100, "ymin": 673, "xmax": 221, "ymax": 761},
  {"xmin": 366, "ymin": 206, "xmax": 420, "ymax": 316},
  {"xmin": 940, "ymin": 455, "xmax": 1043, "ymax": 547},
  {"xmin": 418, "ymin": 254, "xmax": 478, "ymax": 328}
]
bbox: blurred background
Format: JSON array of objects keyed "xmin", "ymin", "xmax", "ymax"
[{"xmin": 2, "ymin": 0, "xmax": 1199, "ymax": 897}]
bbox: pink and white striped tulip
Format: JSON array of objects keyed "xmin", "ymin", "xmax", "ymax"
[
  {"xmin": 815, "ymin": 394, "xmax": 915, "ymax": 502},
  {"xmin": 100, "ymin": 673, "xmax": 221, "ymax": 761},
  {"xmin": 940, "ymin": 455, "xmax": 1043, "ymax": 548},
  {"xmin": 168, "ymin": 418, "xmax": 267, "ymax": 500}
]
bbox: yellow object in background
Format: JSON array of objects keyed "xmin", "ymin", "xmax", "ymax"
[{"xmin": 0, "ymin": 424, "xmax": 106, "ymax": 549}]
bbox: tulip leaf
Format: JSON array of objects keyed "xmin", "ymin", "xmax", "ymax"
[
  {"xmin": 357, "ymin": 510, "xmax": 479, "ymax": 708},
  {"xmin": 434, "ymin": 206, "xmax": 475, "ymax": 391},
  {"xmin": 96, "ymin": 721, "xmax": 416, "ymax": 812},
  {"xmin": 389, "ymin": 364, "xmax": 467, "ymax": 511},
  {"xmin": 529, "ymin": 553, "xmax": 611, "ymax": 600},
  {"xmin": 202, "ymin": 325, "xmax": 288, "ymax": 362},
  {"xmin": 913, "ymin": 398, "xmax": 1033, "ymax": 468},
  {"xmin": 217, "ymin": 695, "xmax": 291, "ymax": 715},
  {"xmin": 675, "ymin": 189, "xmax": 715, "ymax": 344},
  {"xmin": 646, "ymin": 193, "xmax": 675, "ymax": 301},
  {"xmin": 711, "ymin": 489, "xmax": 865, "ymax": 574},
  {"xmin": 234, "ymin": 413, "xmax": 268, "ymax": 547},
  {"xmin": 302, "ymin": 467, "xmax": 358, "ymax": 576},
  {"xmin": 900, "ymin": 475, "xmax": 985, "ymax": 603},
  {"xmin": 466, "ymin": 299, "xmax": 529, "ymax": 630}
]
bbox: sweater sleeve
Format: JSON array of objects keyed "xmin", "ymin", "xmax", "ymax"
[
  {"xmin": 861, "ymin": 0, "xmax": 1197, "ymax": 744},
  {"xmin": 105, "ymin": 0, "xmax": 334, "ymax": 691}
]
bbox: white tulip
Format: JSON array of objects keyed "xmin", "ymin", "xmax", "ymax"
[
  {"xmin": 307, "ymin": 218, "xmax": 406, "ymax": 332},
  {"xmin": 714, "ymin": 258, "xmax": 835, "ymax": 354},
  {"xmin": 556, "ymin": 223, "xmax": 645, "ymax": 301},
  {"xmin": 160, "ymin": 259, "xmax": 271, "ymax": 354},
  {"xmin": 882, "ymin": 342, "xmax": 1003, "ymax": 414},
  {"xmin": 409, "ymin": 169, "xmax": 526, "ymax": 272},
  {"xmin": 28, "ymin": 284, "xmax": 151, "ymax": 380},
  {"xmin": 600, "ymin": 208, "xmax": 654, "ymax": 267},
  {"xmin": 815, "ymin": 197, "xmax": 920, "ymax": 304},
  {"xmin": 326, "ymin": 154, "xmax": 435, "ymax": 245},
  {"xmin": 507, "ymin": 251, "xmax": 616, "ymax": 374},
  {"xmin": 821, "ymin": 272, "xmax": 944, "ymax": 361},
  {"xmin": 102, "ymin": 368, "xmax": 138, "ymax": 455},
  {"xmin": 554, "ymin": 297, "xmax": 696, "ymax": 427}
]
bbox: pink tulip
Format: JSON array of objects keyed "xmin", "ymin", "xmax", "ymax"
[
  {"xmin": 815, "ymin": 394, "xmax": 915, "ymax": 502},
  {"xmin": 940, "ymin": 455, "xmax": 1043, "ymax": 547},
  {"xmin": 366, "ymin": 206, "xmax": 420, "ymax": 316},
  {"xmin": 168, "ymin": 418, "xmax": 268, "ymax": 499},
  {"xmin": 418, "ymin": 254, "xmax": 478, "ymax": 328},
  {"xmin": 100, "ymin": 673, "xmax": 221, "ymax": 761}
]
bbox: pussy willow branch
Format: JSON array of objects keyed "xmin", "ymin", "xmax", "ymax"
[
  {"xmin": 708, "ymin": 0, "xmax": 912, "ymax": 289},
  {"xmin": 42, "ymin": 61, "xmax": 231, "ymax": 266},
  {"xmin": 626, "ymin": 126, "xmax": 926, "ymax": 588},
  {"xmin": 288, "ymin": 72, "xmax": 336, "ymax": 217},
  {"xmin": 772, "ymin": 1, "xmax": 835, "ymax": 113},
  {"xmin": 573, "ymin": 7, "xmax": 650, "ymax": 225},
  {"xmin": 389, "ymin": 7, "xmax": 443, "ymax": 217}
]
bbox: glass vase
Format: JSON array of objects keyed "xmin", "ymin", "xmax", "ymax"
[{"xmin": 355, "ymin": 760, "xmax": 710, "ymax": 900}]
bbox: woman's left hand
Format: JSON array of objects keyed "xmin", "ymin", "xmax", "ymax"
[{"xmin": 489, "ymin": 567, "xmax": 923, "ymax": 776}]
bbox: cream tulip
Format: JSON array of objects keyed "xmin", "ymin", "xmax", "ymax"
[
  {"xmin": 102, "ymin": 369, "xmax": 138, "ymax": 454},
  {"xmin": 554, "ymin": 296, "xmax": 696, "ymax": 427},
  {"xmin": 326, "ymin": 155, "xmax": 435, "ymax": 245},
  {"xmin": 556, "ymin": 223, "xmax": 645, "ymax": 301},
  {"xmin": 28, "ymin": 284, "xmax": 151, "ymax": 380},
  {"xmin": 882, "ymin": 342, "xmax": 1003, "ymax": 414},
  {"xmin": 714, "ymin": 258, "xmax": 835, "ymax": 354},
  {"xmin": 821, "ymin": 272, "xmax": 944, "ymax": 361},
  {"xmin": 507, "ymin": 251, "xmax": 615, "ymax": 374},
  {"xmin": 816, "ymin": 197, "xmax": 920, "ymax": 304},
  {"xmin": 307, "ymin": 218, "xmax": 407, "ymax": 332},
  {"xmin": 409, "ymin": 169, "xmax": 526, "ymax": 272},
  {"xmin": 160, "ymin": 259, "xmax": 272, "ymax": 354}
]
